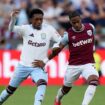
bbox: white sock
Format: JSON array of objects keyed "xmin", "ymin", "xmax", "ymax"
[
  {"xmin": 34, "ymin": 85, "xmax": 46, "ymax": 105},
  {"xmin": 56, "ymin": 88, "xmax": 64, "ymax": 102},
  {"xmin": 0, "ymin": 90, "xmax": 10, "ymax": 103},
  {"xmin": 82, "ymin": 85, "xmax": 97, "ymax": 105}
]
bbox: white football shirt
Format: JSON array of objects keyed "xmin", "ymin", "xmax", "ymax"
[{"xmin": 12, "ymin": 23, "xmax": 60, "ymax": 67}]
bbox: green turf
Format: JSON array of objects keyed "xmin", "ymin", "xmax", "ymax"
[{"xmin": 0, "ymin": 86, "xmax": 105, "ymax": 105}]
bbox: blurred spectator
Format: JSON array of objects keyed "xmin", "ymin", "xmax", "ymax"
[
  {"xmin": 76, "ymin": 0, "xmax": 95, "ymax": 24},
  {"xmin": 91, "ymin": 0, "xmax": 105, "ymax": 26},
  {"xmin": 0, "ymin": 0, "xmax": 15, "ymax": 27},
  {"xmin": 94, "ymin": 52, "xmax": 102, "ymax": 76},
  {"xmin": 0, "ymin": 0, "xmax": 105, "ymax": 49},
  {"xmin": 70, "ymin": 0, "xmax": 92, "ymax": 8},
  {"xmin": 58, "ymin": 1, "xmax": 75, "ymax": 30},
  {"xmin": 0, "ymin": 20, "xmax": 17, "ymax": 39},
  {"xmin": 0, "ymin": 38, "xmax": 13, "ymax": 49},
  {"xmin": 98, "ymin": 34, "xmax": 105, "ymax": 48},
  {"xmin": 16, "ymin": 0, "xmax": 29, "ymax": 25},
  {"xmin": 40, "ymin": 0, "xmax": 56, "ymax": 25},
  {"xmin": 26, "ymin": 0, "xmax": 38, "ymax": 20}
]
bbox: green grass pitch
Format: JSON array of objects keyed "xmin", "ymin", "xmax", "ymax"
[{"xmin": 0, "ymin": 86, "xmax": 105, "ymax": 105}]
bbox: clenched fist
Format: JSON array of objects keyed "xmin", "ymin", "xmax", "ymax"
[{"xmin": 10, "ymin": 9, "xmax": 20, "ymax": 18}]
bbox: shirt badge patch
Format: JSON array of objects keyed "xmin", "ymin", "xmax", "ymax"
[
  {"xmin": 41, "ymin": 33, "xmax": 46, "ymax": 39},
  {"xmin": 87, "ymin": 30, "xmax": 92, "ymax": 36}
]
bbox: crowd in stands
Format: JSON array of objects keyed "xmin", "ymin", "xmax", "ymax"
[{"xmin": 0, "ymin": 0, "xmax": 105, "ymax": 49}]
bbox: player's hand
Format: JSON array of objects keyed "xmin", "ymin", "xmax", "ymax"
[
  {"xmin": 10, "ymin": 9, "xmax": 20, "ymax": 18},
  {"xmin": 32, "ymin": 60, "xmax": 45, "ymax": 68}
]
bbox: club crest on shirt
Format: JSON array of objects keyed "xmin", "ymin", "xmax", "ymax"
[
  {"xmin": 41, "ymin": 33, "xmax": 46, "ymax": 39},
  {"xmin": 87, "ymin": 30, "xmax": 92, "ymax": 36}
]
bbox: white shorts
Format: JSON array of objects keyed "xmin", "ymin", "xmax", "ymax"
[
  {"xmin": 9, "ymin": 64, "xmax": 48, "ymax": 87},
  {"xmin": 64, "ymin": 63, "xmax": 99, "ymax": 87}
]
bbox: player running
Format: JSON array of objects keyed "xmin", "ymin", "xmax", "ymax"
[
  {"xmin": 54, "ymin": 11, "xmax": 99, "ymax": 105},
  {"xmin": 0, "ymin": 8, "xmax": 60, "ymax": 105},
  {"xmin": 39, "ymin": 11, "xmax": 99, "ymax": 105}
]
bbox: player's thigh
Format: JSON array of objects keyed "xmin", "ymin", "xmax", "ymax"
[
  {"xmin": 30, "ymin": 67, "xmax": 48, "ymax": 84},
  {"xmin": 64, "ymin": 66, "xmax": 81, "ymax": 87},
  {"xmin": 9, "ymin": 64, "xmax": 30, "ymax": 87},
  {"xmin": 82, "ymin": 64, "xmax": 99, "ymax": 81}
]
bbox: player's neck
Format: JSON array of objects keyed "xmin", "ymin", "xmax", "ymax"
[
  {"xmin": 32, "ymin": 25, "xmax": 41, "ymax": 30},
  {"xmin": 72, "ymin": 24, "xmax": 84, "ymax": 32}
]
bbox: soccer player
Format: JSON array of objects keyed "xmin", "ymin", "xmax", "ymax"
[
  {"xmin": 0, "ymin": 8, "xmax": 60, "ymax": 105},
  {"xmin": 41, "ymin": 11, "xmax": 99, "ymax": 105}
]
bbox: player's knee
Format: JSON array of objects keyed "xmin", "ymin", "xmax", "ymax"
[
  {"xmin": 88, "ymin": 75, "xmax": 99, "ymax": 86},
  {"xmin": 36, "ymin": 79, "xmax": 47, "ymax": 86},
  {"xmin": 6, "ymin": 85, "xmax": 17, "ymax": 94},
  {"xmin": 61, "ymin": 86, "xmax": 72, "ymax": 95}
]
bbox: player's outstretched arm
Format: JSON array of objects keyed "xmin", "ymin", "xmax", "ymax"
[
  {"xmin": 8, "ymin": 9, "xmax": 20, "ymax": 32},
  {"xmin": 32, "ymin": 31, "xmax": 68, "ymax": 69},
  {"xmin": 48, "ymin": 43, "xmax": 64, "ymax": 60},
  {"xmin": 43, "ymin": 42, "xmax": 65, "ymax": 64},
  {"xmin": 32, "ymin": 43, "xmax": 65, "ymax": 69}
]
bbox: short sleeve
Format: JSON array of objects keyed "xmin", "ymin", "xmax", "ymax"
[
  {"xmin": 60, "ymin": 31, "xmax": 69, "ymax": 46},
  {"xmin": 50, "ymin": 26, "xmax": 61, "ymax": 42}
]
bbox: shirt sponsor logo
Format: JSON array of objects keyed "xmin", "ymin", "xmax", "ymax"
[
  {"xmin": 28, "ymin": 40, "xmax": 46, "ymax": 47},
  {"xmin": 72, "ymin": 38, "xmax": 93, "ymax": 47}
]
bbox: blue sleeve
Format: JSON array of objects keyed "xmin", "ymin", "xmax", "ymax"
[{"xmin": 60, "ymin": 32, "xmax": 69, "ymax": 46}]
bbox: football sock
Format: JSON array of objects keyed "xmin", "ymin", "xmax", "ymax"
[
  {"xmin": 34, "ymin": 85, "xmax": 46, "ymax": 105},
  {"xmin": 0, "ymin": 90, "xmax": 11, "ymax": 104},
  {"xmin": 56, "ymin": 88, "xmax": 64, "ymax": 102},
  {"xmin": 82, "ymin": 85, "xmax": 96, "ymax": 105}
]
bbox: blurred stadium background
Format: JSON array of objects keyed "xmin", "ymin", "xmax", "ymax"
[{"xmin": 0, "ymin": 0, "xmax": 105, "ymax": 105}]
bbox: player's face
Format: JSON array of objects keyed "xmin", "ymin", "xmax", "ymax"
[
  {"xmin": 31, "ymin": 14, "xmax": 43, "ymax": 30},
  {"xmin": 70, "ymin": 16, "xmax": 82, "ymax": 31}
]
